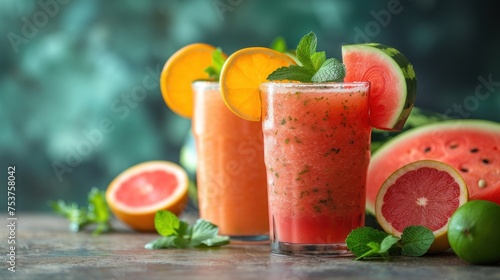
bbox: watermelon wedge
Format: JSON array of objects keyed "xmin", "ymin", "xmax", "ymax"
[
  {"xmin": 342, "ymin": 43, "xmax": 416, "ymax": 131},
  {"xmin": 366, "ymin": 119, "xmax": 500, "ymax": 214}
]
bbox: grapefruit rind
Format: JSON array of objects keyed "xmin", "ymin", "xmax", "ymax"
[
  {"xmin": 375, "ymin": 160, "xmax": 468, "ymax": 253},
  {"xmin": 342, "ymin": 43, "xmax": 416, "ymax": 131},
  {"xmin": 367, "ymin": 119, "xmax": 500, "ymax": 215},
  {"xmin": 106, "ymin": 161, "xmax": 189, "ymax": 232},
  {"xmin": 219, "ymin": 47, "xmax": 296, "ymax": 121},
  {"xmin": 160, "ymin": 43, "xmax": 217, "ymax": 118}
]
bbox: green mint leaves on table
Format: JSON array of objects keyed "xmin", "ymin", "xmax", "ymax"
[
  {"xmin": 145, "ymin": 210, "xmax": 230, "ymax": 249},
  {"xmin": 204, "ymin": 47, "xmax": 226, "ymax": 81},
  {"xmin": 346, "ymin": 226, "xmax": 434, "ymax": 260},
  {"xmin": 50, "ymin": 187, "xmax": 112, "ymax": 236},
  {"xmin": 267, "ymin": 31, "xmax": 346, "ymax": 83}
]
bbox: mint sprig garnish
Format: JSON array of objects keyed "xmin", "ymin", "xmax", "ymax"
[
  {"xmin": 145, "ymin": 210, "xmax": 230, "ymax": 249},
  {"xmin": 346, "ymin": 226, "xmax": 434, "ymax": 260},
  {"xmin": 267, "ymin": 32, "xmax": 345, "ymax": 83},
  {"xmin": 50, "ymin": 187, "xmax": 112, "ymax": 236},
  {"xmin": 204, "ymin": 47, "xmax": 226, "ymax": 81}
]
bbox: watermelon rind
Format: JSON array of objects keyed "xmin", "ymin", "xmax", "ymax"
[
  {"xmin": 371, "ymin": 107, "xmax": 449, "ymax": 153},
  {"xmin": 367, "ymin": 119, "xmax": 500, "ymax": 215},
  {"xmin": 342, "ymin": 43, "xmax": 416, "ymax": 131}
]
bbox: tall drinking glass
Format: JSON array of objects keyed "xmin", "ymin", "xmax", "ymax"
[
  {"xmin": 260, "ymin": 82, "xmax": 371, "ymax": 255},
  {"xmin": 192, "ymin": 81, "xmax": 269, "ymax": 241}
]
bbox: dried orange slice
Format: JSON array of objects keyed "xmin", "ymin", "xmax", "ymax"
[
  {"xmin": 219, "ymin": 47, "xmax": 296, "ymax": 121},
  {"xmin": 160, "ymin": 43, "xmax": 220, "ymax": 118},
  {"xmin": 105, "ymin": 161, "xmax": 189, "ymax": 232}
]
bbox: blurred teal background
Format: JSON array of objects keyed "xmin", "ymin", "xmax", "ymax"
[{"xmin": 1, "ymin": 0, "xmax": 499, "ymax": 212}]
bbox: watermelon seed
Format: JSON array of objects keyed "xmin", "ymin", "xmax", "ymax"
[
  {"xmin": 478, "ymin": 179, "xmax": 487, "ymax": 189},
  {"xmin": 423, "ymin": 147, "xmax": 431, "ymax": 153},
  {"xmin": 459, "ymin": 167, "xmax": 469, "ymax": 173},
  {"xmin": 470, "ymin": 148, "xmax": 479, "ymax": 153},
  {"xmin": 482, "ymin": 159, "xmax": 490, "ymax": 164},
  {"xmin": 449, "ymin": 144, "xmax": 459, "ymax": 149}
]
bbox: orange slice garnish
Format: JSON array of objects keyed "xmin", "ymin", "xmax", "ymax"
[
  {"xmin": 219, "ymin": 47, "xmax": 296, "ymax": 121},
  {"xmin": 160, "ymin": 43, "xmax": 222, "ymax": 118}
]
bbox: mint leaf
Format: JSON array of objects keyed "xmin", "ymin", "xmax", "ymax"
[
  {"xmin": 145, "ymin": 236, "xmax": 178, "ymax": 249},
  {"xmin": 346, "ymin": 227, "xmax": 389, "ymax": 257},
  {"xmin": 270, "ymin": 36, "xmax": 288, "ymax": 53},
  {"xmin": 380, "ymin": 235, "xmax": 400, "ymax": 253},
  {"xmin": 86, "ymin": 188, "xmax": 111, "ymax": 235},
  {"xmin": 173, "ymin": 236, "xmax": 191, "ymax": 249},
  {"xmin": 401, "ymin": 226, "xmax": 434, "ymax": 257},
  {"xmin": 296, "ymin": 31, "xmax": 317, "ymax": 69},
  {"xmin": 267, "ymin": 31, "xmax": 345, "ymax": 83},
  {"xmin": 87, "ymin": 188, "xmax": 109, "ymax": 223},
  {"xmin": 201, "ymin": 235, "xmax": 230, "ymax": 247},
  {"xmin": 190, "ymin": 219, "xmax": 219, "ymax": 247},
  {"xmin": 50, "ymin": 200, "xmax": 88, "ymax": 232},
  {"xmin": 177, "ymin": 220, "xmax": 191, "ymax": 237},
  {"xmin": 50, "ymin": 188, "xmax": 112, "ymax": 235},
  {"xmin": 353, "ymin": 234, "xmax": 400, "ymax": 260},
  {"xmin": 146, "ymin": 210, "xmax": 230, "ymax": 250},
  {"xmin": 311, "ymin": 58, "xmax": 346, "ymax": 83},
  {"xmin": 355, "ymin": 242, "xmax": 381, "ymax": 260},
  {"xmin": 267, "ymin": 65, "xmax": 315, "ymax": 82},
  {"xmin": 154, "ymin": 210, "xmax": 180, "ymax": 236},
  {"xmin": 145, "ymin": 219, "xmax": 190, "ymax": 249},
  {"xmin": 311, "ymin": 51, "xmax": 326, "ymax": 71},
  {"xmin": 204, "ymin": 47, "xmax": 226, "ymax": 81}
]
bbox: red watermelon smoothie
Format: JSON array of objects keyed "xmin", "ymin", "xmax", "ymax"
[
  {"xmin": 192, "ymin": 81, "xmax": 269, "ymax": 241},
  {"xmin": 260, "ymin": 82, "xmax": 370, "ymax": 256}
]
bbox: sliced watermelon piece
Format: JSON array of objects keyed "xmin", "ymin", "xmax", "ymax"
[
  {"xmin": 366, "ymin": 119, "xmax": 500, "ymax": 215},
  {"xmin": 342, "ymin": 43, "xmax": 416, "ymax": 131},
  {"xmin": 472, "ymin": 181, "xmax": 500, "ymax": 205}
]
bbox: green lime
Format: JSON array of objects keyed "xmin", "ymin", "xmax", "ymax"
[{"xmin": 448, "ymin": 200, "xmax": 500, "ymax": 265}]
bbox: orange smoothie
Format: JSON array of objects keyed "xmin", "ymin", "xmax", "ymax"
[
  {"xmin": 192, "ymin": 81, "xmax": 269, "ymax": 239},
  {"xmin": 261, "ymin": 82, "xmax": 370, "ymax": 254}
]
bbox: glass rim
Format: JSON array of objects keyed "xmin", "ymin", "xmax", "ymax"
[
  {"xmin": 260, "ymin": 81, "xmax": 369, "ymax": 89},
  {"xmin": 191, "ymin": 80, "xmax": 219, "ymax": 89}
]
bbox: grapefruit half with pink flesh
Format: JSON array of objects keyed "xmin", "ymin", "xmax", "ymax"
[
  {"xmin": 367, "ymin": 119, "xmax": 500, "ymax": 215},
  {"xmin": 106, "ymin": 161, "xmax": 189, "ymax": 232},
  {"xmin": 342, "ymin": 43, "xmax": 416, "ymax": 131},
  {"xmin": 375, "ymin": 160, "xmax": 468, "ymax": 253}
]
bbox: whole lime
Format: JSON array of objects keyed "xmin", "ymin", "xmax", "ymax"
[{"xmin": 448, "ymin": 200, "xmax": 500, "ymax": 265}]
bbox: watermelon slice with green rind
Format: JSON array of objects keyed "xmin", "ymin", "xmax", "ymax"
[
  {"xmin": 366, "ymin": 119, "xmax": 500, "ymax": 215},
  {"xmin": 342, "ymin": 43, "xmax": 416, "ymax": 131}
]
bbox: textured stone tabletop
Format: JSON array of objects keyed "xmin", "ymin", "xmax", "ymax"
[{"xmin": 2, "ymin": 214, "xmax": 499, "ymax": 280}]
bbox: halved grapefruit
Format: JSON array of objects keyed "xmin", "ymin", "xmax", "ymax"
[
  {"xmin": 106, "ymin": 161, "xmax": 189, "ymax": 232},
  {"xmin": 375, "ymin": 160, "xmax": 468, "ymax": 253}
]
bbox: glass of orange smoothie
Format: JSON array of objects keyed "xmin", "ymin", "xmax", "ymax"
[
  {"xmin": 260, "ymin": 81, "xmax": 371, "ymax": 255},
  {"xmin": 191, "ymin": 81, "xmax": 269, "ymax": 241}
]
